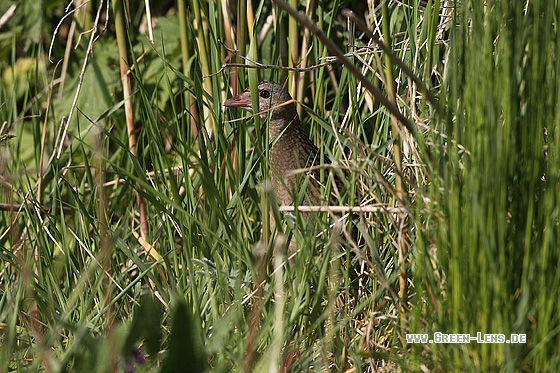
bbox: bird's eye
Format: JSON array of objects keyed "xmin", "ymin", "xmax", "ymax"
[{"xmin": 259, "ymin": 90, "xmax": 270, "ymax": 99}]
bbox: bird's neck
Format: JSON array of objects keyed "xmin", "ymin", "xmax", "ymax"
[
  {"xmin": 267, "ymin": 114, "xmax": 313, "ymax": 172},
  {"xmin": 267, "ymin": 114, "xmax": 301, "ymax": 144}
]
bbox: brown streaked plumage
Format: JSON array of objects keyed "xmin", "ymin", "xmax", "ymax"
[{"xmin": 224, "ymin": 82, "xmax": 334, "ymax": 206}]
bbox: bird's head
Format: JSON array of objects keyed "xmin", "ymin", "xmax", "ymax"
[{"xmin": 223, "ymin": 82, "xmax": 296, "ymax": 122}]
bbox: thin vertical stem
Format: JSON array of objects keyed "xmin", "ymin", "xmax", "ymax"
[
  {"xmin": 112, "ymin": 0, "xmax": 148, "ymax": 238},
  {"xmin": 177, "ymin": 0, "xmax": 199, "ymax": 138},
  {"xmin": 112, "ymin": 0, "xmax": 135, "ymax": 156},
  {"xmin": 191, "ymin": 0, "xmax": 214, "ymax": 134},
  {"xmin": 236, "ymin": 0, "xmax": 247, "ymax": 85},
  {"xmin": 288, "ymin": 0, "xmax": 299, "ymax": 96},
  {"xmin": 296, "ymin": 0, "xmax": 315, "ymax": 116},
  {"xmin": 381, "ymin": 1, "xmax": 408, "ymax": 323}
]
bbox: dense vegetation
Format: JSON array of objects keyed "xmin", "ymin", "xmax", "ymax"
[{"xmin": 1, "ymin": 0, "xmax": 558, "ymax": 371}]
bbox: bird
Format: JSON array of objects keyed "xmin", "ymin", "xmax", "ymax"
[{"xmin": 223, "ymin": 82, "xmax": 338, "ymax": 207}]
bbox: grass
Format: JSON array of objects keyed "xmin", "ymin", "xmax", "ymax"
[{"xmin": 1, "ymin": 0, "xmax": 559, "ymax": 371}]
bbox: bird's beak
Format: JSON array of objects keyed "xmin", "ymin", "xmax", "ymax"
[{"xmin": 223, "ymin": 92, "xmax": 253, "ymax": 112}]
